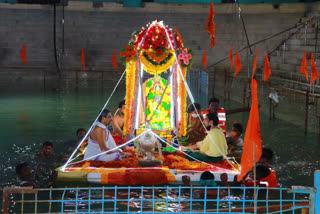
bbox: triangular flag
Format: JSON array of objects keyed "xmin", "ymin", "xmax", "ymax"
[
  {"xmin": 20, "ymin": 43, "xmax": 27, "ymax": 66},
  {"xmin": 299, "ymin": 51, "xmax": 309, "ymax": 81},
  {"xmin": 229, "ymin": 46, "xmax": 234, "ymax": 69},
  {"xmin": 235, "ymin": 51, "xmax": 242, "ymax": 77},
  {"xmin": 112, "ymin": 49, "xmax": 118, "ymax": 71},
  {"xmin": 311, "ymin": 53, "xmax": 319, "ymax": 85},
  {"xmin": 81, "ymin": 48, "xmax": 85, "ymax": 71},
  {"xmin": 252, "ymin": 49, "xmax": 258, "ymax": 79},
  {"xmin": 237, "ymin": 78, "xmax": 262, "ymax": 182},
  {"xmin": 263, "ymin": 52, "xmax": 271, "ymax": 82},
  {"xmin": 205, "ymin": 1, "xmax": 215, "ymax": 49},
  {"xmin": 202, "ymin": 48, "xmax": 207, "ymax": 72}
]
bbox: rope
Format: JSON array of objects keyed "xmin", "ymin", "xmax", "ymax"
[{"xmin": 61, "ymin": 69, "xmax": 127, "ymax": 170}]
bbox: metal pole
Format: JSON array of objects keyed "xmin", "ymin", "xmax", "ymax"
[
  {"xmin": 253, "ymin": 141, "xmax": 257, "ymax": 214},
  {"xmin": 305, "ymin": 89, "xmax": 309, "ymax": 136},
  {"xmin": 62, "ymin": 0, "xmax": 65, "ymax": 54},
  {"xmin": 53, "ymin": 3, "xmax": 60, "ymax": 75},
  {"xmin": 314, "ymin": 170, "xmax": 320, "ymax": 213}
]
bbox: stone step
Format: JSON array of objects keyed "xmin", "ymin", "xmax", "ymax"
[
  {"xmin": 295, "ymin": 64, "xmax": 320, "ymax": 73},
  {"xmin": 270, "ymin": 56, "xmax": 301, "ymax": 65},
  {"xmin": 286, "ymin": 39, "xmax": 319, "ymax": 46},
  {"xmin": 294, "ymin": 32, "xmax": 318, "ymax": 39},
  {"xmin": 287, "ymin": 45, "xmax": 319, "ymax": 52},
  {"xmin": 276, "ymin": 50, "xmax": 320, "ymax": 59}
]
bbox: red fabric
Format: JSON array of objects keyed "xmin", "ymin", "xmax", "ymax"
[
  {"xmin": 127, "ymin": 169, "xmax": 168, "ymax": 185},
  {"xmin": 263, "ymin": 52, "xmax": 271, "ymax": 82},
  {"xmin": 260, "ymin": 170, "xmax": 278, "ymax": 188},
  {"xmin": 20, "ymin": 43, "xmax": 27, "ymax": 66},
  {"xmin": 235, "ymin": 51, "xmax": 242, "ymax": 77},
  {"xmin": 111, "ymin": 49, "xmax": 118, "ymax": 71},
  {"xmin": 229, "ymin": 45, "xmax": 234, "ymax": 69},
  {"xmin": 311, "ymin": 53, "xmax": 319, "ymax": 85},
  {"xmin": 111, "ymin": 132, "xmax": 128, "ymax": 145},
  {"xmin": 252, "ymin": 49, "xmax": 258, "ymax": 79},
  {"xmin": 202, "ymin": 48, "xmax": 207, "ymax": 72},
  {"xmin": 243, "ymin": 170, "xmax": 278, "ymax": 188},
  {"xmin": 238, "ymin": 78, "xmax": 262, "ymax": 182},
  {"xmin": 300, "ymin": 51, "xmax": 309, "ymax": 81},
  {"xmin": 205, "ymin": 2, "xmax": 215, "ymax": 48},
  {"xmin": 81, "ymin": 48, "xmax": 85, "ymax": 71}
]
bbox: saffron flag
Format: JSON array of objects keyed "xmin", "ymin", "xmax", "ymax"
[
  {"xmin": 205, "ymin": 1, "xmax": 215, "ymax": 48},
  {"xmin": 252, "ymin": 49, "xmax": 258, "ymax": 79},
  {"xmin": 235, "ymin": 51, "xmax": 242, "ymax": 77},
  {"xmin": 311, "ymin": 53, "xmax": 319, "ymax": 85},
  {"xmin": 112, "ymin": 49, "xmax": 118, "ymax": 71},
  {"xmin": 263, "ymin": 52, "xmax": 271, "ymax": 82},
  {"xmin": 299, "ymin": 51, "xmax": 309, "ymax": 81},
  {"xmin": 81, "ymin": 48, "xmax": 85, "ymax": 71},
  {"xmin": 20, "ymin": 43, "xmax": 27, "ymax": 66},
  {"xmin": 202, "ymin": 48, "xmax": 207, "ymax": 72},
  {"xmin": 237, "ymin": 78, "xmax": 262, "ymax": 182},
  {"xmin": 229, "ymin": 46, "xmax": 234, "ymax": 69}
]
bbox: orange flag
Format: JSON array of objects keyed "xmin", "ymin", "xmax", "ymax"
[
  {"xmin": 237, "ymin": 78, "xmax": 262, "ymax": 182},
  {"xmin": 263, "ymin": 52, "xmax": 271, "ymax": 82},
  {"xmin": 81, "ymin": 48, "xmax": 85, "ymax": 71},
  {"xmin": 229, "ymin": 46, "xmax": 234, "ymax": 69},
  {"xmin": 235, "ymin": 51, "xmax": 242, "ymax": 77},
  {"xmin": 205, "ymin": 1, "xmax": 215, "ymax": 48},
  {"xmin": 202, "ymin": 48, "xmax": 207, "ymax": 72},
  {"xmin": 311, "ymin": 53, "xmax": 319, "ymax": 85},
  {"xmin": 300, "ymin": 51, "xmax": 309, "ymax": 81},
  {"xmin": 20, "ymin": 43, "xmax": 27, "ymax": 66},
  {"xmin": 112, "ymin": 49, "xmax": 118, "ymax": 71},
  {"xmin": 252, "ymin": 49, "xmax": 258, "ymax": 79}
]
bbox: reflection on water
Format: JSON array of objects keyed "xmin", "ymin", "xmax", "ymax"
[{"xmin": 0, "ymin": 79, "xmax": 319, "ymax": 190}]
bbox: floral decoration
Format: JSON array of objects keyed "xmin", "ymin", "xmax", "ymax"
[
  {"xmin": 120, "ymin": 44, "xmax": 136, "ymax": 66},
  {"xmin": 123, "ymin": 60, "xmax": 137, "ymax": 136},
  {"xmin": 178, "ymin": 48, "xmax": 193, "ymax": 68},
  {"xmin": 178, "ymin": 66, "xmax": 188, "ymax": 136}
]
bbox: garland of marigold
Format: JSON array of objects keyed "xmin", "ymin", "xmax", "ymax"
[
  {"xmin": 140, "ymin": 50, "xmax": 176, "ymax": 75},
  {"xmin": 123, "ymin": 60, "xmax": 136, "ymax": 136},
  {"xmin": 178, "ymin": 65, "xmax": 187, "ymax": 136}
]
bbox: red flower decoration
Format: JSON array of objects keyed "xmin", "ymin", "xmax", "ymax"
[{"xmin": 157, "ymin": 48, "xmax": 163, "ymax": 54}]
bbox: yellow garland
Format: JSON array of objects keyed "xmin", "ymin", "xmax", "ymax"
[
  {"xmin": 178, "ymin": 65, "xmax": 188, "ymax": 136},
  {"xmin": 123, "ymin": 60, "xmax": 137, "ymax": 136},
  {"xmin": 140, "ymin": 50, "xmax": 176, "ymax": 75}
]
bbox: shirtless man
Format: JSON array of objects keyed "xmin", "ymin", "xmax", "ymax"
[
  {"xmin": 84, "ymin": 109, "xmax": 131, "ymax": 161},
  {"xmin": 112, "ymin": 100, "xmax": 125, "ymax": 136}
]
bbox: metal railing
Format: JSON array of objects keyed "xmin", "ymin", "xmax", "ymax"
[{"xmin": 2, "ymin": 170, "xmax": 319, "ymax": 214}]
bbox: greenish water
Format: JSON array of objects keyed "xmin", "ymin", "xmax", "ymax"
[{"xmin": 0, "ymin": 79, "xmax": 319, "ymax": 189}]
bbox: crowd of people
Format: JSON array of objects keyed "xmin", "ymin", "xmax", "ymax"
[{"xmin": 15, "ymin": 97, "xmax": 277, "ymax": 190}]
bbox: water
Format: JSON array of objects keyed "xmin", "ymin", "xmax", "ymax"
[{"xmin": 0, "ymin": 78, "xmax": 319, "ymax": 190}]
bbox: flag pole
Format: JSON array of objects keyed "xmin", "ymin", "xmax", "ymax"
[{"xmin": 253, "ymin": 141, "xmax": 257, "ymax": 214}]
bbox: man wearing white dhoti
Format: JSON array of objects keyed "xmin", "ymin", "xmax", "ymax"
[{"xmin": 84, "ymin": 109, "xmax": 131, "ymax": 161}]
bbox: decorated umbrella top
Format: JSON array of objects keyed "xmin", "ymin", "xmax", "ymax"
[{"xmin": 120, "ymin": 20, "xmax": 193, "ymax": 75}]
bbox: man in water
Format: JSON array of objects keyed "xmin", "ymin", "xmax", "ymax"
[
  {"xmin": 84, "ymin": 109, "xmax": 131, "ymax": 161},
  {"xmin": 35, "ymin": 142, "xmax": 57, "ymax": 187},
  {"xmin": 16, "ymin": 162, "xmax": 38, "ymax": 188},
  {"xmin": 183, "ymin": 113, "xmax": 227, "ymax": 162}
]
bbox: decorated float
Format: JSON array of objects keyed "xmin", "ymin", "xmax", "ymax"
[{"xmin": 58, "ymin": 21, "xmax": 240, "ymax": 185}]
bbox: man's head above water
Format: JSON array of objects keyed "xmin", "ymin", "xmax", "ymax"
[{"xmin": 42, "ymin": 141, "xmax": 53, "ymax": 157}]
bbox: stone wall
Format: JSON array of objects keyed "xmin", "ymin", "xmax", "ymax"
[{"xmin": 1, "ymin": 1, "xmax": 319, "ymax": 76}]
